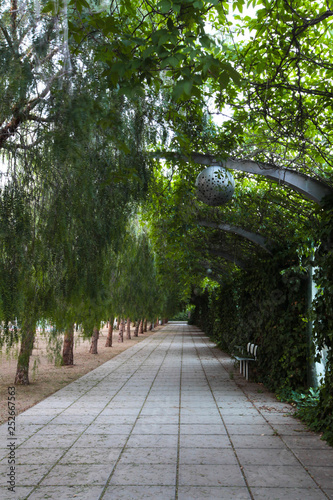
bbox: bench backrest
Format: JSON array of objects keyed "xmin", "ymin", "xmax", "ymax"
[{"xmin": 247, "ymin": 343, "xmax": 258, "ymax": 359}]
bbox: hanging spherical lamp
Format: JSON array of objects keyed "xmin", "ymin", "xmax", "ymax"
[{"xmin": 195, "ymin": 166, "xmax": 235, "ymax": 206}]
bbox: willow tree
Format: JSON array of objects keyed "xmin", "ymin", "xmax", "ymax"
[
  {"xmin": 107, "ymin": 224, "xmax": 162, "ymax": 335},
  {"xmin": 0, "ymin": 0, "xmax": 156, "ymax": 382}
]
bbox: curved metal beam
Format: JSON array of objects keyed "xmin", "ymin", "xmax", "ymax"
[
  {"xmin": 153, "ymin": 152, "xmax": 333, "ymax": 205},
  {"xmin": 198, "ymin": 220, "xmax": 274, "ymax": 254},
  {"xmin": 190, "ymin": 154, "xmax": 333, "ymax": 205}
]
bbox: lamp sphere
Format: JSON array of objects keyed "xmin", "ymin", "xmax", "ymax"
[{"xmin": 196, "ymin": 166, "xmax": 235, "ymax": 206}]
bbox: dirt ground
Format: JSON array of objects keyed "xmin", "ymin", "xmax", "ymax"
[{"xmin": 0, "ymin": 324, "xmax": 161, "ymax": 426}]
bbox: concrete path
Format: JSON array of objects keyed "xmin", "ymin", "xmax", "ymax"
[{"xmin": 1, "ymin": 322, "xmax": 332, "ymax": 500}]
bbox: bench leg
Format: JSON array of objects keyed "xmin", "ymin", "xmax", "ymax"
[{"xmin": 245, "ymin": 361, "xmax": 249, "ymax": 380}]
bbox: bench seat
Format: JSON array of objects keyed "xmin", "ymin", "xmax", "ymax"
[{"xmin": 233, "ymin": 343, "xmax": 258, "ymax": 380}]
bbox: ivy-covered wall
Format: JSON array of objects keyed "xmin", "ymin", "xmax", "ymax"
[
  {"xmin": 190, "ymin": 236, "xmax": 333, "ymax": 444},
  {"xmin": 190, "ymin": 254, "xmax": 309, "ymax": 391},
  {"xmin": 311, "ymin": 200, "xmax": 333, "ymax": 443}
]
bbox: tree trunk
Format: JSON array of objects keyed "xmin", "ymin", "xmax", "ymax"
[
  {"xmin": 118, "ymin": 319, "xmax": 124, "ymax": 342},
  {"xmin": 143, "ymin": 318, "xmax": 147, "ymax": 332},
  {"xmin": 15, "ymin": 319, "xmax": 36, "ymax": 385},
  {"xmin": 156, "ymin": 317, "xmax": 159, "ymax": 327},
  {"xmin": 105, "ymin": 316, "xmax": 114, "ymax": 347},
  {"xmin": 62, "ymin": 324, "xmax": 74, "ymax": 365},
  {"xmin": 139, "ymin": 319, "xmax": 143, "ymax": 334},
  {"xmin": 148, "ymin": 322, "xmax": 153, "ymax": 331},
  {"xmin": 126, "ymin": 317, "xmax": 131, "ymax": 339},
  {"xmin": 89, "ymin": 326, "xmax": 99, "ymax": 354},
  {"xmin": 134, "ymin": 321, "xmax": 139, "ymax": 337}
]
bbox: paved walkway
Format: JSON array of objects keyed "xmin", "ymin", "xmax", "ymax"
[{"xmin": 1, "ymin": 323, "xmax": 332, "ymax": 500}]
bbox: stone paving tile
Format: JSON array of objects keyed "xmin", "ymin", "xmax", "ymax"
[
  {"xmin": 94, "ymin": 414, "xmax": 137, "ymax": 425},
  {"xmin": 215, "ymin": 397, "xmax": 251, "ymax": 404},
  {"xmin": 254, "ymin": 402, "xmax": 293, "ymax": 411},
  {"xmin": 236, "ymin": 448, "xmax": 300, "ymax": 466},
  {"xmin": 72, "ymin": 433, "xmax": 128, "ymax": 448},
  {"xmin": 140, "ymin": 407, "xmax": 180, "ymax": 416},
  {"xmin": 179, "ymin": 447, "xmax": 238, "ymax": 465},
  {"xmin": 271, "ymin": 423, "xmax": 313, "ymax": 435},
  {"xmin": 3, "ymin": 423, "xmax": 44, "ymax": 435},
  {"xmin": 136, "ymin": 414, "xmax": 179, "ymax": 424},
  {"xmin": 102, "ymin": 485, "xmax": 175, "ymax": 499},
  {"xmin": 219, "ymin": 408, "xmax": 261, "ymax": 416},
  {"xmin": 178, "ymin": 464, "xmax": 246, "ymax": 487},
  {"xmin": 231, "ymin": 434, "xmax": 285, "ymax": 449},
  {"xmin": 305, "ymin": 467, "xmax": 333, "ymax": 490},
  {"xmin": 0, "ymin": 463, "xmax": 51, "ymax": 485},
  {"xmin": 18, "ymin": 434, "xmax": 79, "ymax": 449},
  {"xmin": 0, "ymin": 486, "xmax": 34, "ymax": 500},
  {"xmin": 50, "ymin": 414, "xmax": 98, "ymax": 425},
  {"xmin": 180, "ymin": 424, "xmax": 227, "ymax": 435},
  {"xmin": 109, "ymin": 463, "xmax": 176, "ymax": 486},
  {"xmin": 242, "ymin": 465, "xmax": 317, "ymax": 488},
  {"xmin": 28, "ymin": 485, "xmax": 104, "ymax": 499},
  {"xmin": 177, "ymin": 486, "xmax": 252, "ymax": 499},
  {"xmin": 40, "ymin": 463, "xmax": 115, "ymax": 486},
  {"xmin": 180, "ymin": 434, "xmax": 232, "ymax": 448},
  {"xmin": 118, "ymin": 446, "xmax": 178, "ymax": 464},
  {"xmin": 58, "ymin": 447, "xmax": 122, "ymax": 464},
  {"xmin": 35, "ymin": 423, "xmax": 88, "ymax": 435},
  {"xmin": 281, "ymin": 434, "xmax": 333, "ymax": 449},
  {"xmin": 21, "ymin": 407, "xmax": 65, "ymax": 416},
  {"xmin": 293, "ymin": 448, "xmax": 333, "ymax": 466},
  {"xmin": 222, "ymin": 415, "xmax": 266, "ymax": 424},
  {"xmin": 217, "ymin": 402, "xmax": 257, "ymax": 409},
  {"xmin": 225, "ymin": 424, "xmax": 274, "ymax": 435},
  {"xmin": 99, "ymin": 407, "xmax": 141, "ymax": 416},
  {"xmin": 28, "ymin": 400, "xmax": 74, "ymax": 409},
  {"xmin": 9, "ymin": 447, "xmax": 65, "ymax": 465},
  {"xmin": 180, "ymin": 406, "xmax": 220, "ymax": 413},
  {"xmin": 59, "ymin": 407, "xmax": 103, "ymax": 417},
  {"xmin": 132, "ymin": 423, "xmax": 179, "ymax": 434},
  {"xmin": 180, "ymin": 414, "xmax": 223, "ymax": 424},
  {"xmin": 13, "ymin": 415, "xmax": 57, "ymax": 426},
  {"xmin": 250, "ymin": 487, "xmax": 329, "ymax": 499},
  {"xmin": 83, "ymin": 423, "xmax": 133, "ymax": 435},
  {"xmin": 1, "ymin": 437, "xmax": 30, "ymax": 449},
  {"xmin": 257, "ymin": 413, "xmax": 296, "ymax": 424},
  {"xmin": 126, "ymin": 433, "xmax": 178, "ymax": 448}
]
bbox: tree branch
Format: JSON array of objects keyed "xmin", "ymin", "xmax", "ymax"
[
  {"xmin": 252, "ymin": 81, "xmax": 333, "ymax": 98},
  {"xmin": 0, "ymin": 71, "xmax": 64, "ymax": 149}
]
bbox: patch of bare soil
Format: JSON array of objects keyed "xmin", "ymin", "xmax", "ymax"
[{"xmin": 0, "ymin": 325, "xmax": 161, "ymax": 425}]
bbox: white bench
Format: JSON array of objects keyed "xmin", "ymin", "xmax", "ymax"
[{"xmin": 233, "ymin": 343, "xmax": 258, "ymax": 380}]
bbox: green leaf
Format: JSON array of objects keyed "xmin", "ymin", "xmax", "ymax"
[
  {"xmin": 167, "ymin": 18, "xmax": 174, "ymax": 31},
  {"xmin": 158, "ymin": 0, "xmax": 172, "ymax": 13},
  {"xmin": 160, "ymin": 56, "xmax": 180, "ymax": 69}
]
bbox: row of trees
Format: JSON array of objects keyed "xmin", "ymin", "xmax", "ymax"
[{"xmin": 0, "ymin": 0, "xmax": 185, "ymax": 384}]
